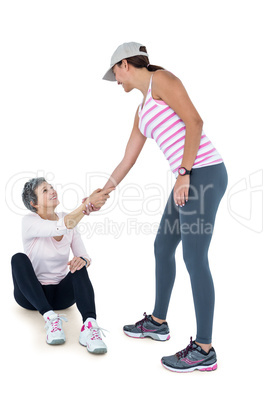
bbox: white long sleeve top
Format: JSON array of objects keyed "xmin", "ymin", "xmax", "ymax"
[{"xmin": 22, "ymin": 212, "xmax": 90, "ymax": 285}]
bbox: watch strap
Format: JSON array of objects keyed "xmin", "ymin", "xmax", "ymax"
[
  {"xmin": 178, "ymin": 166, "xmax": 192, "ymax": 175},
  {"xmin": 80, "ymin": 256, "xmax": 88, "ymax": 268}
]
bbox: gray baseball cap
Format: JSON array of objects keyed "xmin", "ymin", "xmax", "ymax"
[{"xmin": 102, "ymin": 42, "xmax": 149, "ymax": 81}]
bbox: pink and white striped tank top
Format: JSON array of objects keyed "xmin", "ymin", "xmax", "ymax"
[{"xmin": 138, "ymin": 74, "xmax": 223, "ymax": 178}]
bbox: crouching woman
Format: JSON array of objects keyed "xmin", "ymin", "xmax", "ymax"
[{"xmin": 11, "ymin": 177, "xmax": 114, "ymax": 354}]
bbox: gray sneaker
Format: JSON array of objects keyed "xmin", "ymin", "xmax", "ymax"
[
  {"xmin": 161, "ymin": 337, "xmax": 217, "ymax": 373},
  {"xmin": 123, "ymin": 313, "xmax": 170, "ymax": 341}
]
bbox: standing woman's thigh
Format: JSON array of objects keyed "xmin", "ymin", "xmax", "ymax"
[
  {"xmin": 179, "ymin": 163, "xmax": 228, "ymax": 269},
  {"xmin": 154, "ymin": 186, "xmax": 182, "ymax": 255}
]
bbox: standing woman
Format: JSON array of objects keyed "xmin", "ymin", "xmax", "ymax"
[{"xmin": 100, "ymin": 42, "xmax": 228, "ymax": 372}]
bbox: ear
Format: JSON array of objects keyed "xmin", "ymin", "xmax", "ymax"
[
  {"xmin": 121, "ymin": 59, "xmax": 129, "ymax": 71},
  {"xmin": 30, "ymin": 201, "xmax": 37, "ymax": 208}
]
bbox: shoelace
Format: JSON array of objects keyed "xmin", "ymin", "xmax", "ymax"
[
  {"xmin": 45, "ymin": 314, "xmax": 68, "ymax": 333},
  {"xmin": 176, "ymin": 337, "xmax": 194, "ymax": 359},
  {"xmin": 88, "ymin": 325, "xmax": 108, "ymax": 341},
  {"xmin": 135, "ymin": 312, "xmax": 149, "ymax": 333}
]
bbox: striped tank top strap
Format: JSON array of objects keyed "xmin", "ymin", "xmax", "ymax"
[{"xmin": 149, "ymin": 73, "xmax": 154, "ymax": 93}]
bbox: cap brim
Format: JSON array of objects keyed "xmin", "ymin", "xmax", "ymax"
[{"xmin": 102, "ymin": 67, "xmax": 116, "ymax": 81}]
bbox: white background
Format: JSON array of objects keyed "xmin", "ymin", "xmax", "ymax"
[{"xmin": 1, "ymin": 0, "xmax": 267, "ymax": 400}]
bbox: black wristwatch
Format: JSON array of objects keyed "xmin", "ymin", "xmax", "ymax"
[
  {"xmin": 178, "ymin": 166, "xmax": 192, "ymax": 176},
  {"xmin": 80, "ymin": 256, "xmax": 88, "ymax": 268}
]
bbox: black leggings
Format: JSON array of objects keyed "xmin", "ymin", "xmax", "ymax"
[{"xmin": 11, "ymin": 253, "xmax": 96, "ymax": 322}]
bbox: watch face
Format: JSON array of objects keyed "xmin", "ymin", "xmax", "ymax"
[{"xmin": 179, "ymin": 168, "xmax": 186, "ymax": 175}]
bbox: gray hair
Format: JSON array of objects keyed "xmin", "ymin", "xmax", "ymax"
[{"xmin": 22, "ymin": 177, "xmax": 47, "ymax": 213}]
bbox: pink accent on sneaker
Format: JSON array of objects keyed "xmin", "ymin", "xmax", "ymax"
[
  {"xmin": 200, "ymin": 363, "xmax": 217, "ymax": 371},
  {"xmin": 167, "ymin": 335, "xmax": 171, "ymax": 340},
  {"xmin": 90, "ymin": 328, "xmax": 102, "ymax": 341},
  {"xmin": 123, "ymin": 331, "xmax": 146, "ymax": 339},
  {"xmin": 181, "ymin": 358, "xmax": 205, "ymax": 365},
  {"xmin": 81, "ymin": 321, "xmax": 92, "ymax": 332},
  {"xmin": 51, "ymin": 318, "xmax": 61, "ymax": 332}
]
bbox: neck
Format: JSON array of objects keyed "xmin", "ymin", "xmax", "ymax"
[
  {"xmin": 132, "ymin": 68, "xmax": 153, "ymax": 97},
  {"xmin": 37, "ymin": 208, "xmax": 58, "ymax": 221}
]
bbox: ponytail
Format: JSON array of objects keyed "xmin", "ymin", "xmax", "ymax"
[
  {"xmin": 147, "ymin": 63, "xmax": 164, "ymax": 72},
  {"xmin": 116, "ymin": 45, "xmax": 165, "ymax": 71}
]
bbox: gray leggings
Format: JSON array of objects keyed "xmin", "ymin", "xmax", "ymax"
[{"xmin": 152, "ymin": 162, "xmax": 228, "ymax": 344}]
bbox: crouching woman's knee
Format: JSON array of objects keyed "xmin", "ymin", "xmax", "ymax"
[{"xmin": 11, "ymin": 252, "xmax": 32, "ymax": 272}]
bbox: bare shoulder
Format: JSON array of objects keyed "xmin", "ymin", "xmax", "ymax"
[
  {"xmin": 152, "ymin": 70, "xmax": 183, "ymax": 99},
  {"xmin": 153, "ymin": 69, "xmax": 182, "ymax": 85}
]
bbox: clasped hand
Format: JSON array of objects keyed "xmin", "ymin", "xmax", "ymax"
[{"xmin": 82, "ymin": 187, "xmax": 115, "ymax": 215}]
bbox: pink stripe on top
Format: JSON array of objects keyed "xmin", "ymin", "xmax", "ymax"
[
  {"xmin": 138, "ymin": 74, "xmax": 223, "ymax": 178},
  {"xmin": 155, "ymin": 118, "xmax": 181, "ymax": 143},
  {"xmin": 139, "ymin": 104, "xmax": 158, "ymax": 126},
  {"xmin": 151, "ymin": 112, "xmax": 176, "ymax": 139},
  {"xmin": 143, "ymin": 107, "xmax": 170, "ymax": 137},
  {"xmin": 161, "ymin": 126, "xmax": 186, "ymax": 150}
]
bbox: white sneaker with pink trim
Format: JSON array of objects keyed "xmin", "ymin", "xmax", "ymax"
[
  {"xmin": 79, "ymin": 318, "xmax": 107, "ymax": 354},
  {"xmin": 44, "ymin": 314, "xmax": 68, "ymax": 345}
]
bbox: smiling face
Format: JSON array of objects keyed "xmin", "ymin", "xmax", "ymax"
[
  {"xmin": 31, "ymin": 181, "xmax": 59, "ymax": 212},
  {"xmin": 112, "ymin": 61, "xmax": 134, "ymax": 92}
]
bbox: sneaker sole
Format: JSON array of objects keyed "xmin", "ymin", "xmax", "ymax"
[
  {"xmin": 124, "ymin": 330, "xmax": 170, "ymax": 341},
  {"xmin": 161, "ymin": 361, "xmax": 218, "ymax": 373},
  {"xmin": 87, "ymin": 347, "xmax": 107, "ymax": 354},
  {"xmin": 47, "ymin": 338, "xmax": 65, "ymax": 345},
  {"xmin": 79, "ymin": 340, "xmax": 107, "ymax": 354}
]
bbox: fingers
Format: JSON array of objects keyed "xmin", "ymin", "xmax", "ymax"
[
  {"xmin": 91, "ymin": 190, "xmax": 114, "ymax": 209},
  {"xmin": 82, "ymin": 203, "xmax": 94, "ymax": 215},
  {"xmin": 174, "ymin": 187, "xmax": 188, "ymax": 206},
  {"xmin": 175, "ymin": 194, "xmax": 188, "ymax": 207},
  {"xmin": 174, "ymin": 188, "xmax": 188, "ymax": 206},
  {"xmin": 93, "ymin": 187, "xmax": 115, "ymax": 207},
  {"xmin": 82, "ymin": 187, "xmax": 116, "ymax": 212},
  {"xmin": 92, "ymin": 188, "xmax": 102, "ymax": 194},
  {"xmin": 68, "ymin": 257, "xmax": 87, "ymax": 273},
  {"xmin": 82, "ymin": 203, "xmax": 101, "ymax": 214},
  {"xmin": 90, "ymin": 205, "xmax": 101, "ymax": 211},
  {"xmin": 174, "ymin": 177, "xmax": 190, "ymax": 207}
]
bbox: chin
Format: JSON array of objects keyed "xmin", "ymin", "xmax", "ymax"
[
  {"xmin": 53, "ymin": 200, "xmax": 60, "ymax": 207},
  {"xmin": 124, "ymin": 86, "xmax": 133, "ymax": 93}
]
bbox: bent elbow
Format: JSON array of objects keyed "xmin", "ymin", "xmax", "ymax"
[
  {"xmin": 186, "ymin": 118, "xmax": 203, "ymax": 134},
  {"xmin": 196, "ymin": 118, "xmax": 203, "ymax": 130}
]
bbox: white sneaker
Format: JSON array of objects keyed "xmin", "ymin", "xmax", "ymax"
[
  {"xmin": 44, "ymin": 314, "xmax": 68, "ymax": 345},
  {"xmin": 79, "ymin": 318, "xmax": 107, "ymax": 354}
]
